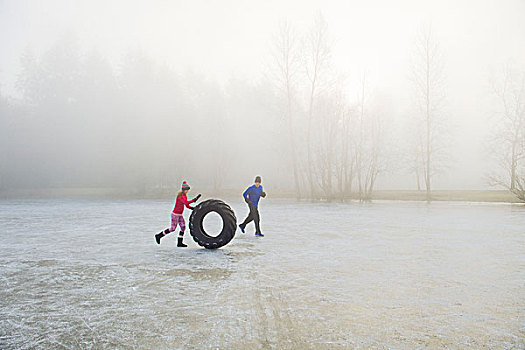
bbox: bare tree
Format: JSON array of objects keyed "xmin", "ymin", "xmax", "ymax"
[
  {"xmin": 409, "ymin": 25, "xmax": 447, "ymax": 200},
  {"xmin": 353, "ymin": 74, "xmax": 387, "ymax": 201},
  {"xmin": 0, "ymin": 87, "xmax": 8, "ymax": 190},
  {"xmin": 489, "ymin": 65, "xmax": 525, "ymax": 201},
  {"xmin": 338, "ymin": 103, "xmax": 355, "ymax": 199},
  {"xmin": 355, "ymin": 74, "xmax": 369, "ymax": 199},
  {"xmin": 271, "ymin": 21, "xmax": 302, "ymax": 198},
  {"xmin": 304, "ymin": 13, "xmax": 331, "ymax": 199},
  {"xmin": 315, "ymin": 86, "xmax": 346, "ymax": 200},
  {"xmin": 332, "ymin": 88, "xmax": 353, "ymax": 200},
  {"xmin": 405, "ymin": 115, "xmax": 425, "ymax": 191}
]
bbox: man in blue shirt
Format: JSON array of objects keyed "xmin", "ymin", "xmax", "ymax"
[{"xmin": 239, "ymin": 176, "xmax": 266, "ymax": 237}]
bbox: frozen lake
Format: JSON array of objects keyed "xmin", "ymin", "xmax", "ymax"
[{"xmin": 0, "ymin": 198, "xmax": 524, "ymax": 349}]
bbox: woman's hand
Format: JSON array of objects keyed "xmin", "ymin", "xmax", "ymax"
[
  {"xmin": 261, "ymin": 191, "xmax": 266, "ymax": 198},
  {"xmin": 192, "ymin": 194, "xmax": 202, "ymax": 202}
]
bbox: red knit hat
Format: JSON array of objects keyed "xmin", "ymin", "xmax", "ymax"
[{"xmin": 181, "ymin": 181, "xmax": 190, "ymax": 190}]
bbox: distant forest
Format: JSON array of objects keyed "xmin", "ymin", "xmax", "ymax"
[
  {"xmin": 0, "ymin": 37, "xmax": 288, "ymax": 194},
  {"xmin": 1, "ymin": 19, "xmax": 523, "ymax": 201}
]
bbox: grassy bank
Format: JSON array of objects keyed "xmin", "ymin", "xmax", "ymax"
[
  {"xmin": 1, "ymin": 188, "xmax": 523, "ymax": 203},
  {"xmin": 370, "ymin": 190, "xmax": 522, "ymax": 203}
]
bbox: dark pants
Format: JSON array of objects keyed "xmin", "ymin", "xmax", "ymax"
[{"xmin": 240, "ymin": 203, "xmax": 261, "ymax": 234}]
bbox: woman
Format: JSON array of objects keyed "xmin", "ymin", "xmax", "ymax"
[{"xmin": 155, "ymin": 180, "xmax": 201, "ymax": 247}]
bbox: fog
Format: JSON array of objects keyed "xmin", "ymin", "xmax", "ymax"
[{"xmin": 1, "ymin": 0, "xmax": 524, "ymax": 197}]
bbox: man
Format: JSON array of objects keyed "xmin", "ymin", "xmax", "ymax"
[{"xmin": 239, "ymin": 176, "xmax": 266, "ymax": 237}]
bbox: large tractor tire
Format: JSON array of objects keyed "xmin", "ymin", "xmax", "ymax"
[{"xmin": 189, "ymin": 199, "xmax": 237, "ymax": 249}]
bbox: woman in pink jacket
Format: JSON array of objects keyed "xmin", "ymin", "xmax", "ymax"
[{"xmin": 155, "ymin": 181, "xmax": 201, "ymax": 247}]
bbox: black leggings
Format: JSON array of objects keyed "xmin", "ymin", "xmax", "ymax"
[{"xmin": 240, "ymin": 204, "xmax": 261, "ymax": 234}]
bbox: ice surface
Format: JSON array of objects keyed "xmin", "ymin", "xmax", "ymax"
[{"xmin": 0, "ymin": 198, "xmax": 524, "ymax": 348}]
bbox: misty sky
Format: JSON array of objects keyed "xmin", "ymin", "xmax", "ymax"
[{"xmin": 1, "ymin": 0, "xmax": 524, "ymax": 190}]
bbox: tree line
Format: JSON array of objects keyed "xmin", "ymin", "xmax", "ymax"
[
  {"xmin": 0, "ymin": 37, "xmax": 286, "ymax": 194},
  {"xmin": 1, "ymin": 17, "xmax": 523, "ymax": 201},
  {"xmin": 270, "ymin": 15, "xmax": 523, "ymax": 201}
]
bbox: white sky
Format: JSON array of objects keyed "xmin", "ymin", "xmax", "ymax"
[{"xmin": 1, "ymin": 0, "xmax": 524, "ymax": 189}]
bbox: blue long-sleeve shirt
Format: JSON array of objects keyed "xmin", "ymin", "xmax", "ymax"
[{"xmin": 243, "ymin": 185, "xmax": 264, "ymax": 207}]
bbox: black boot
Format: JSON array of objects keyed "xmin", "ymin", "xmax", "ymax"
[
  {"xmin": 177, "ymin": 236, "xmax": 187, "ymax": 248},
  {"xmin": 155, "ymin": 232, "xmax": 165, "ymax": 244}
]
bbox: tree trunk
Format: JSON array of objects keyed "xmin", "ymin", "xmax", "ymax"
[
  {"xmin": 425, "ymin": 36, "xmax": 432, "ymax": 200},
  {"xmin": 307, "ymin": 76, "xmax": 317, "ymax": 199},
  {"xmin": 286, "ymin": 83, "xmax": 301, "ymax": 199},
  {"xmin": 510, "ymin": 138, "xmax": 517, "ymax": 190},
  {"xmin": 416, "ymin": 168, "xmax": 421, "ymax": 191}
]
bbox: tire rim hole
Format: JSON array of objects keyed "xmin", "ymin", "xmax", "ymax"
[{"xmin": 202, "ymin": 211, "xmax": 224, "ymax": 238}]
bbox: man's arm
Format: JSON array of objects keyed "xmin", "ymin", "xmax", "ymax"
[{"xmin": 243, "ymin": 186, "xmax": 252, "ymax": 203}]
